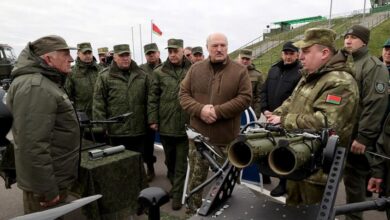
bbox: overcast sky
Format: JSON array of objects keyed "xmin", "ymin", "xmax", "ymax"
[{"xmin": 1, "ymin": 0, "xmax": 370, "ymax": 64}]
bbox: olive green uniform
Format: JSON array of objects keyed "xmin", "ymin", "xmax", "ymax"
[
  {"xmin": 65, "ymin": 57, "xmax": 102, "ymax": 119},
  {"xmin": 273, "ymin": 51, "xmax": 359, "ymax": 205},
  {"xmin": 7, "ymin": 42, "xmax": 80, "ymax": 214},
  {"xmin": 247, "ymin": 64, "xmax": 263, "ymax": 118},
  {"xmin": 148, "ymin": 57, "xmax": 191, "ymax": 201},
  {"xmin": 371, "ymin": 112, "xmax": 390, "ymax": 219},
  {"xmin": 93, "ymin": 61, "xmax": 148, "ymax": 153},
  {"xmin": 139, "ymin": 60, "xmax": 161, "ymax": 172},
  {"xmin": 344, "ymin": 46, "xmax": 389, "ymax": 220},
  {"xmin": 139, "ymin": 59, "xmax": 161, "ymax": 74}
]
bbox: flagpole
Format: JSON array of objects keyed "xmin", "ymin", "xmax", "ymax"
[
  {"xmin": 151, "ymin": 20, "xmax": 153, "ymax": 43},
  {"xmin": 131, "ymin": 26, "xmax": 135, "ymax": 60},
  {"xmin": 139, "ymin": 24, "xmax": 143, "ymax": 64}
]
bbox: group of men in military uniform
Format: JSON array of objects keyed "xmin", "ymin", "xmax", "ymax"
[{"xmin": 4, "ymin": 23, "xmax": 390, "ymax": 219}]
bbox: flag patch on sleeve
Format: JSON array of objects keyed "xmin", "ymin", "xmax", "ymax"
[{"xmin": 325, "ymin": 94, "xmax": 342, "ymax": 105}]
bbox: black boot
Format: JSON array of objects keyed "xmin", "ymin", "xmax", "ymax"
[{"xmin": 270, "ymin": 179, "xmax": 287, "ymax": 197}]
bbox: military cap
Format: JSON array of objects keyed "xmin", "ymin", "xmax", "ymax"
[
  {"xmin": 31, "ymin": 35, "xmax": 76, "ymax": 56},
  {"xmin": 294, "ymin": 28, "xmax": 336, "ymax": 49},
  {"xmin": 97, "ymin": 47, "xmax": 109, "ymax": 54},
  {"xmin": 77, "ymin": 42, "xmax": 92, "ymax": 53},
  {"xmin": 239, "ymin": 49, "xmax": 252, "ymax": 59},
  {"xmin": 282, "ymin": 41, "xmax": 299, "ymax": 52},
  {"xmin": 113, "ymin": 44, "xmax": 131, "ymax": 55},
  {"xmin": 192, "ymin": 46, "xmax": 203, "ymax": 55},
  {"xmin": 344, "ymin": 25, "xmax": 370, "ymax": 44},
  {"xmin": 166, "ymin": 38, "xmax": 183, "ymax": 49},
  {"xmin": 383, "ymin": 38, "xmax": 390, "ymax": 48},
  {"xmin": 144, "ymin": 43, "xmax": 159, "ymax": 54}
]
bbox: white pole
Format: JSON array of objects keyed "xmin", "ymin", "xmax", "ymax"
[
  {"xmin": 131, "ymin": 26, "xmax": 135, "ymax": 60},
  {"xmin": 363, "ymin": 0, "xmax": 367, "ymax": 22},
  {"xmin": 328, "ymin": 0, "xmax": 333, "ymax": 28}
]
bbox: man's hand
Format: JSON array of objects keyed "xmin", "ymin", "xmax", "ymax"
[
  {"xmin": 150, "ymin": 123, "xmax": 159, "ymax": 131},
  {"xmin": 266, "ymin": 115, "xmax": 281, "ymax": 124},
  {"xmin": 350, "ymin": 140, "xmax": 366, "ymax": 154},
  {"xmin": 40, "ymin": 195, "xmax": 60, "ymax": 208},
  {"xmin": 367, "ymin": 177, "xmax": 383, "ymax": 193},
  {"xmin": 200, "ymin": 104, "xmax": 217, "ymax": 124}
]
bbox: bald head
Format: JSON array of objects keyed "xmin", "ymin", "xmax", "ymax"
[
  {"xmin": 206, "ymin": 33, "xmax": 228, "ymax": 63},
  {"xmin": 206, "ymin": 33, "xmax": 228, "ymax": 47}
]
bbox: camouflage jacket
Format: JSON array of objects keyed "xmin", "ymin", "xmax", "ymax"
[
  {"xmin": 148, "ymin": 57, "xmax": 191, "ymax": 136},
  {"xmin": 65, "ymin": 57, "xmax": 102, "ymax": 119},
  {"xmin": 93, "ymin": 61, "xmax": 148, "ymax": 137},
  {"xmin": 139, "ymin": 59, "xmax": 162, "ymax": 74},
  {"xmin": 7, "ymin": 44, "xmax": 79, "ymax": 200},
  {"xmin": 274, "ymin": 51, "xmax": 359, "ymax": 147},
  {"xmin": 349, "ymin": 46, "xmax": 389, "ymax": 149},
  {"xmin": 247, "ymin": 64, "xmax": 263, "ymax": 118},
  {"xmin": 370, "ymin": 113, "xmax": 390, "ymax": 196},
  {"xmin": 274, "ymin": 51, "xmax": 359, "ymax": 185}
]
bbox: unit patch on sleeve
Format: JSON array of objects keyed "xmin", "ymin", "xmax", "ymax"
[{"xmin": 375, "ymin": 82, "xmax": 386, "ymax": 94}]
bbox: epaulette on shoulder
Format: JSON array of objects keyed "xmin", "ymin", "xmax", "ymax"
[
  {"xmin": 370, "ymin": 56, "xmax": 385, "ymax": 66},
  {"xmin": 31, "ymin": 73, "xmax": 43, "ymax": 86}
]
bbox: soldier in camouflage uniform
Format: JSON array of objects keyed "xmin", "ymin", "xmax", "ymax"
[
  {"xmin": 266, "ymin": 28, "xmax": 359, "ymax": 206},
  {"xmin": 180, "ymin": 33, "xmax": 252, "ymax": 212},
  {"xmin": 191, "ymin": 46, "xmax": 204, "ymax": 63},
  {"xmin": 139, "ymin": 43, "xmax": 162, "ymax": 181},
  {"xmin": 97, "ymin": 47, "xmax": 109, "ymax": 68},
  {"xmin": 93, "ymin": 44, "xmax": 148, "ymax": 159},
  {"xmin": 65, "ymin": 42, "xmax": 102, "ymax": 120},
  {"xmin": 238, "ymin": 49, "xmax": 263, "ymax": 119},
  {"xmin": 342, "ymin": 25, "xmax": 389, "ymax": 220},
  {"xmin": 148, "ymin": 39, "xmax": 192, "ymax": 210}
]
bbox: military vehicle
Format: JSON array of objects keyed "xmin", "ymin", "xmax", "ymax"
[{"xmin": 0, "ymin": 44, "xmax": 16, "ymax": 80}]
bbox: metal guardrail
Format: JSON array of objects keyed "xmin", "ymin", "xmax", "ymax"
[
  {"xmin": 231, "ymin": 8, "xmax": 389, "ymax": 72},
  {"xmin": 232, "ymin": 9, "xmax": 389, "ymax": 61}
]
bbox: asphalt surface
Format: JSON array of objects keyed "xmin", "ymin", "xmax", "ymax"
[{"xmin": 0, "ymin": 145, "xmax": 387, "ymax": 220}]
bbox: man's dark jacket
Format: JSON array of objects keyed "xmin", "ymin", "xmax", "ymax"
[{"xmin": 260, "ymin": 60, "xmax": 301, "ymax": 112}]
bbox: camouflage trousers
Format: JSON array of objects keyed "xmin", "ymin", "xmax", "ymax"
[
  {"xmin": 187, "ymin": 140, "xmax": 227, "ymax": 210},
  {"xmin": 286, "ymin": 180, "xmax": 325, "ymax": 206},
  {"xmin": 23, "ymin": 189, "xmax": 68, "ymax": 215},
  {"xmin": 160, "ymin": 135, "xmax": 189, "ymax": 200}
]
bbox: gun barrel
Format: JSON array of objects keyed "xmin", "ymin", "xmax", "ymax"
[
  {"xmin": 227, "ymin": 132, "xmax": 281, "ymax": 168},
  {"xmin": 268, "ymin": 137, "xmax": 321, "ymax": 176}
]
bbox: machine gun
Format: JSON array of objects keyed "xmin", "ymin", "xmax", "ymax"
[{"xmin": 76, "ymin": 111, "xmax": 133, "ymax": 149}]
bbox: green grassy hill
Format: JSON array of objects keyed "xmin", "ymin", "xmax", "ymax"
[
  {"xmin": 335, "ymin": 18, "xmax": 390, "ymax": 57},
  {"xmin": 232, "ymin": 12, "xmax": 390, "ymax": 75}
]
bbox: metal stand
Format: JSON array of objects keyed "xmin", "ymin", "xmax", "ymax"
[
  {"xmin": 198, "ymin": 164, "xmax": 240, "ymax": 216},
  {"xmin": 316, "ymin": 146, "xmax": 346, "ymax": 219}
]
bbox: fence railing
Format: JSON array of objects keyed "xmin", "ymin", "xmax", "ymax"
[{"xmin": 231, "ymin": 8, "xmax": 389, "ymax": 73}]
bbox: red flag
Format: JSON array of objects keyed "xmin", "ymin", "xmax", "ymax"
[
  {"xmin": 325, "ymin": 94, "xmax": 342, "ymax": 105},
  {"xmin": 152, "ymin": 22, "xmax": 162, "ymax": 36}
]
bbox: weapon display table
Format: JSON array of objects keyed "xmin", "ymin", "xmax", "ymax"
[
  {"xmin": 72, "ymin": 148, "xmax": 147, "ymax": 220},
  {"xmin": 190, "ymin": 184, "xmax": 319, "ymax": 220}
]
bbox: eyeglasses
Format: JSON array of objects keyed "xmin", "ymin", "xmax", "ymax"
[{"xmin": 185, "ymin": 54, "xmax": 192, "ymax": 57}]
